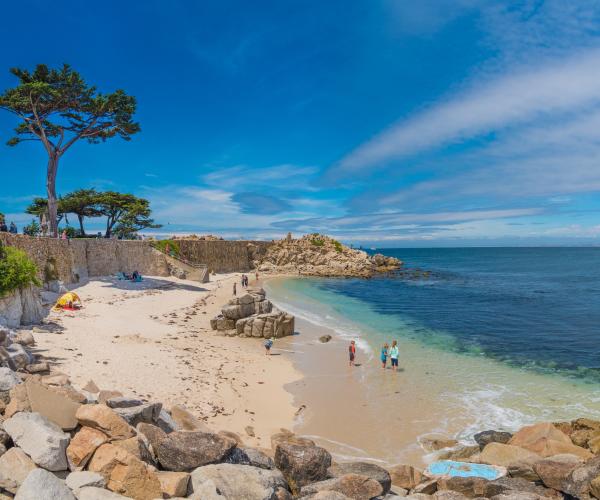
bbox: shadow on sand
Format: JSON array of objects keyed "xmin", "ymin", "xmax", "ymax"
[{"xmin": 73, "ymin": 276, "xmax": 209, "ymax": 293}]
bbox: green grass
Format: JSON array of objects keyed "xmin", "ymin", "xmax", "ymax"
[{"xmin": 0, "ymin": 246, "xmax": 40, "ymax": 296}]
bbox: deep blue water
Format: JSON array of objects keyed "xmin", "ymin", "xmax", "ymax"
[{"xmin": 315, "ymin": 247, "xmax": 600, "ymax": 380}]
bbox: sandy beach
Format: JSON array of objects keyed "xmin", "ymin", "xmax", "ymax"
[{"xmin": 30, "ymin": 273, "xmax": 301, "ymax": 449}]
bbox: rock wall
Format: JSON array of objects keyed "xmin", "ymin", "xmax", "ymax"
[
  {"xmin": 176, "ymin": 240, "xmax": 272, "ymax": 273},
  {"xmin": 0, "ymin": 286, "xmax": 45, "ymax": 328}
]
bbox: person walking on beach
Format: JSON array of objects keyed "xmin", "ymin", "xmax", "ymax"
[
  {"xmin": 349, "ymin": 340, "xmax": 356, "ymax": 366},
  {"xmin": 381, "ymin": 343, "xmax": 389, "ymax": 369},
  {"xmin": 389, "ymin": 340, "xmax": 399, "ymax": 371},
  {"xmin": 233, "ymin": 282, "xmax": 237, "ymax": 296},
  {"xmin": 264, "ymin": 337, "xmax": 274, "ymax": 355}
]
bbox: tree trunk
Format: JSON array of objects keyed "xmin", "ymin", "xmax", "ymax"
[
  {"xmin": 77, "ymin": 214, "xmax": 86, "ymax": 236},
  {"xmin": 46, "ymin": 155, "xmax": 59, "ymax": 238}
]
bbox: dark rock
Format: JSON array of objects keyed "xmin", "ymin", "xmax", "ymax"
[
  {"xmin": 319, "ymin": 335, "xmax": 332, "ymax": 343},
  {"xmin": 562, "ymin": 454, "xmax": 600, "ymax": 498},
  {"xmin": 328, "ymin": 462, "xmax": 391, "ymax": 494},
  {"xmin": 226, "ymin": 446, "xmax": 275, "ymax": 469},
  {"xmin": 300, "ymin": 473, "xmax": 383, "ymax": 499},
  {"xmin": 437, "ymin": 476, "xmax": 488, "ymax": 497},
  {"xmin": 156, "ymin": 430, "xmax": 236, "ymax": 471},
  {"xmin": 533, "ymin": 454, "xmax": 581, "ymax": 490},
  {"xmin": 474, "ymin": 431, "xmax": 513, "ymax": 449},
  {"xmin": 483, "ymin": 477, "xmax": 558, "ymax": 499},
  {"xmin": 136, "ymin": 422, "xmax": 167, "ymax": 458},
  {"xmin": 275, "ymin": 442, "xmax": 332, "ymax": 493},
  {"xmin": 112, "ymin": 402, "xmax": 162, "ymax": 427},
  {"xmin": 106, "ymin": 397, "xmax": 144, "ymax": 408}
]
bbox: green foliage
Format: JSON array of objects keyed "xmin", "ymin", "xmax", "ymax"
[
  {"xmin": 23, "ymin": 219, "xmax": 40, "ymax": 236},
  {"xmin": 310, "ymin": 234, "xmax": 325, "ymax": 247},
  {"xmin": 60, "ymin": 188, "xmax": 102, "ymax": 235},
  {"xmin": 0, "ymin": 246, "xmax": 40, "ymax": 296},
  {"xmin": 333, "ymin": 240, "xmax": 343, "ymax": 253},
  {"xmin": 151, "ymin": 239, "xmax": 180, "ymax": 257},
  {"xmin": 58, "ymin": 226, "xmax": 79, "ymax": 238},
  {"xmin": 98, "ymin": 191, "xmax": 161, "ymax": 238}
]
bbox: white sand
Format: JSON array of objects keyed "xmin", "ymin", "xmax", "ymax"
[{"xmin": 32, "ymin": 273, "xmax": 301, "ymax": 447}]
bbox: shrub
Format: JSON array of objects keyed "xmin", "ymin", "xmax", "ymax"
[
  {"xmin": 0, "ymin": 245, "xmax": 40, "ymax": 296},
  {"xmin": 151, "ymin": 239, "xmax": 180, "ymax": 257},
  {"xmin": 58, "ymin": 226, "xmax": 79, "ymax": 239},
  {"xmin": 333, "ymin": 240, "xmax": 343, "ymax": 253},
  {"xmin": 23, "ymin": 219, "xmax": 40, "ymax": 236}
]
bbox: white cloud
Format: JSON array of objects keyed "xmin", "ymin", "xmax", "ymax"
[{"xmin": 332, "ymin": 48, "xmax": 600, "ymax": 176}]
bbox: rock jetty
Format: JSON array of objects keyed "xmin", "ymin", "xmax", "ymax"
[
  {"xmin": 3, "ymin": 324, "xmax": 600, "ymax": 498},
  {"xmin": 254, "ymin": 233, "xmax": 401, "ymax": 278},
  {"xmin": 210, "ymin": 287, "xmax": 295, "ymax": 338}
]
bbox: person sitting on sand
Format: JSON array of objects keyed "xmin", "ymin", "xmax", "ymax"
[
  {"xmin": 349, "ymin": 340, "xmax": 356, "ymax": 366},
  {"xmin": 381, "ymin": 343, "xmax": 389, "ymax": 369},
  {"xmin": 389, "ymin": 340, "xmax": 399, "ymax": 371},
  {"xmin": 264, "ymin": 337, "xmax": 274, "ymax": 355}
]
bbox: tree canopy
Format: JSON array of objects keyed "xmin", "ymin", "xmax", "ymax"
[
  {"xmin": 60, "ymin": 189, "xmax": 102, "ymax": 235},
  {"xmin": 0, "ymin": 64, "xmax": 140, "ymax": 236}
]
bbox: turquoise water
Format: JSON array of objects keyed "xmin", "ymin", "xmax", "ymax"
[{"xmin": 265, "ymin": 252, "xmax": 600, "ymax": 462}]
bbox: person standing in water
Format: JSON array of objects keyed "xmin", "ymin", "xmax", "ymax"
[
  {"xmin": 349, "ymin": 340, "xmax": 356, "ymax": 366},
  {"xmin": 389, "ymin": 340, "xmax": 399, "ymax": 371},
  {"xmin": 381, "ymin": 343, "xmax": 389, "ymax": 369}
]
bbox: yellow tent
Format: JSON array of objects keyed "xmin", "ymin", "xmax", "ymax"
[{"xmin": 52, "ymin": 292, "xmax": 82, "ymax": 311}]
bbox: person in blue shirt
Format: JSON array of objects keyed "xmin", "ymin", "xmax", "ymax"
[
  {"xmin": 380, "ymin": 343, "xmax": 389, "ymax": 369},
  {"xmin": 389, "ymin": 340, "xmax": 399, "ymax": 371}
]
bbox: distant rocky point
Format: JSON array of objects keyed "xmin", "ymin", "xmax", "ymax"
[{"xmin": 254, "ymin": 233, "xmax": 401, "ymax": 278}]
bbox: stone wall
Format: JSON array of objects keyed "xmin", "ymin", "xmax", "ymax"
[
  {"xmin": 176, "ymin": 240, "xmax": 272, "ymax": 273},
  {"xmin": 0, "ymin": 234, "xmax": 274, "ymax": 283}
]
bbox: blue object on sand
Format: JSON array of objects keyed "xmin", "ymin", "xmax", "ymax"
[{"xmin": 426, "ymin": 460, "xmax": 504, "ymax": 480}]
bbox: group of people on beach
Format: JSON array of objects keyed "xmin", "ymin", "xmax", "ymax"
[
  {"xmin": 0, "ymin": 220, "xmax": 17, "ymax": 233},
  {"xmin": 348, "ymin": 339, "xmax": 400, "ymax": 371}
]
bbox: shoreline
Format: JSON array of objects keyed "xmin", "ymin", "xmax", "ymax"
[{"xmin": 31, "ymin": 272, "xmax": 302, "ymax": 449}]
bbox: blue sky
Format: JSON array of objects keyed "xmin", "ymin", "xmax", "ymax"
[{"xmin": 2, "ymin": 0, "xmax": 600, "ymax": 246}]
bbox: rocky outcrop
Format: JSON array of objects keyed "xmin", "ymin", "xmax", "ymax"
[
  {"xmin": 0, "ymin": 286, "xmax": 44, "ymax": 328},
  {"xmin": 211, "ymin": 288, "xmax": 295, "ymax": 338},
  {"xmin": 254, "ymin": 233, "xmax": 401, "ymax": 278}
]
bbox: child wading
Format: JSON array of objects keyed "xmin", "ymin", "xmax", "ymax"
[
  {"xmin": 349, "ymin": 340, "xmax": 356, "ymax": 366},
  {"xmin": 381, "ymin": 343, "xmax": 389, "ymax": 369},
  {"xmin": 389, "ymin": 340, "xmax": 399, "ymax": 371},
  {"xmin": 264, "ymin": 337, "xmax": 274, "ymax": 355}
]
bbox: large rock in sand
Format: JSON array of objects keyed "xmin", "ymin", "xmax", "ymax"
[
  {"xmin": 156, "ymin": 471, "xmax": 190, "ymax": 498},
  {"xmin": 474, "ymin": 430, "xmax": 513, "ymax": 449},
  {"xmin": 26, "ymin": 379, "xmax": 81, "ymax": 430},
  {"xmin": 0, "ymin": 367, "xmax": 20, "ymax": 391},
  {"xmin": 75, "ymin": 404, "xmax": 134, "ymax": 440},
  {"xmin": 170, "ymin": 404, "xmax": 209, "ymax": 431},
  {"xmin": 226, "ymin": 446, "xmax": 275, "ymax": 470},
  {"xmin": 65, "ymin": 471, "xmax": 106, "ymax": 490},
  {"xmin": 14, "ymin": 468, "xmax": 75, "ymax": 500},
  {"xmin": 479, "ymin": 443, "xmax": 540, "ymax": 467},
  {"xmin": 275, "ymin": 442, "xmax": 332, "ymax": 493},
  {"xmin": 67, "ymin": 426, "xmax": 109, "ymax": 470},
  {"xmin": 388, "ymin": 464, "xmax": 423, "ymax": 489},
  {"xmin": 532, "ymin": 454, "xmax": 582, "ymax": 490},
  {"xmin": 190, "ymin": 463, "xmax": 288, "ymax": 500},
  {"xmin": 3, "ymin": 411, "xmax": 69, "ymax": 471},
  {"xmin": 156, "ymin": 431, "xmax": 237, "ymax": 471},
  {"xmin": 87, "ymin": 443, "xmax": 161, "ymax": 500},
  {"xmin": 509, "ymin": 422, "xmax": 592, "ymax": 459},
  {"xmin": 0, "ymin": 447, "xmax": 37, "ymax": 488},
  {"xmin": 112, "ymin": 402, "xmax": 162, "ymax": 427},
  {"xmin": 561, "ymin": 454, "xmax": 600, "ymax": 498},
  {"xmin": 299, "ymin": 473, "xmax": 383, "ymax": 499},
  {"xmin": 327, "ymin": 462, "xmax": 391, "ymax": 494}
]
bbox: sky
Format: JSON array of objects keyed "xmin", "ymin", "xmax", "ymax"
[{"xmin": 2, "ymin": 0, "xmax": 600, "ymax": 246}]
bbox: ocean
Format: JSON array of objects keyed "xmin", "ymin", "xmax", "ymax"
[{"xmin": 265, "ymin": 248, "xmax": 600, "ymax": 465}]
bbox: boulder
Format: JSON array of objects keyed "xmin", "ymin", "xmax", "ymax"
[
  {"xmin": 300, "ymin": 473, "xmax": 383, "ymax": 499},
  {"xmin": 507, "ymin": 460, "xmax": 541, "ymax": 482},
  {"xmin": 508, "ymin": 422, "xmax": 591, "ymax": 459},
  {"xmin": 562, "ymin": 454, "xmax": 600, "ymax": 498},
  {"xmin": 156, "ymin": 431, "xmax": 237, "ymax": 471},
  {"xmin": 75, "ymin": 487, "xmax": 129, "ymax": 499},
  {"xmin": 97, "ymin": 390, "xmax": 123, "ymax": 404},
  {"xmin": 87, "ymin": 443, "xmax": 162, "ymax": 500},
  {"xmin": 155, "ymin": 409, "xmax": 180, "ymax": 433},
  {"xmin": 303, "ymin": 492, "xmax": 351, "ymax": 500},
  {"xmin": 112, "ymin": 402, "xmax": 162, "ymax": 427},
  {"xmin": 105, "ymin": 397, "xmax": 143, "ymax": 408},
  {"xmin": 0, "ymin": 447, "xmax": 37, "ymax": 488},
  {"xmin": 170, "ymin": 404, "xmax": 208, "ymax": 431},
  {"xmin": 412, "ymin": 479, "xmax": 438, "ymax": 495},
  {"xmin": 236, "ymin": 311, "xmax": 295, "ymax": 338},
  {"xmin": 532, "ymin": 454, "xmax": 582, "ymax": 490},
  {"xmin": 436, "ymin": 476, "xmax": 489, "ymax": 497},
  {"xmin": 226, "ymin": 446, "xmax": 275, "ymax": 469},
  {"xmin": 328, "ymin": 462, "xmax": 392, "ymax": 494},
  {"xmin": 156, "ymin": 471, "xmax": 190, "ymax": 498},
  {"xmin": 388, "ymin": 464, "xmax": 423, "ymax": 490},
  {"xmin": 75, "ymin": 404, "xmax": 134, "ymax": 440},
  {"xmin": 26, "ymin": 379, "xmax": 81, "ymax": 430},
  {"xmin": 274, "ymin": 442, "xmax": 332, "ymax": 492},
  {"xmin": 136, "ymin": 422, "xmax": 167, "ymax": 457},
  {"xmin": 433, "ymin": 492, "xmax": 469, "ymax": 500},
  {"xmin": 65, "ymin": 471, "xmax": 106, "ymax": 490},
  {"xmin": 14, "ymin": 468, "xmax": 75, "ymax": 500},
  {"xmin": 189, "ymin": 463, "xmax": 288, "ymax": 500},
  {"xmin": 82, "ymin": 380, "xmax": 100, "ymax": 393},
  {"xmin": 319, "ymin": 335, "xmax": 332, "ymax": 343},
  {"xmin": 13, "ymin": 330, "xmax": 35, "ymax": 346},
  {"xmin": 67, "ymin": 426, "xmax": 109, "ymax": 471},
  {"xmin": 479, "ymin": 443, "xmax": 541, "ymax": 467},
  {"xmin": 0, "ymin": 367, "xmax": 20, "ymax": 391},
  {"xmin": 590, "ymin": 475, "xmax": 600, "ymax": 499},
  {"xmin": 420, "ymin": 436, "xmax": 459, "ymax": 452},
  {"xmin": 438, "ymin": 445, "xmax": 481, "ymax": 462},
  {"xmin": 4, "ymin": 411, "xmax": 70, "ymax": 471},
  {"xmin": 112, "ymin": 435, "xmax": 155, "ymax": 466},
  {"xmin": 4, "ymin": 382, "xmax": 31, "ymax": 417},
  {"xmin": 474, "ymin": 431, "xmax": 513, "ymax": 449},
  {"xmin": 482, "ymin": 476, "xmax": 557, "ymax": 499},
  {"xmin": 271, "ymin": 429, "xmax": 316, "ymax": 450}
]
